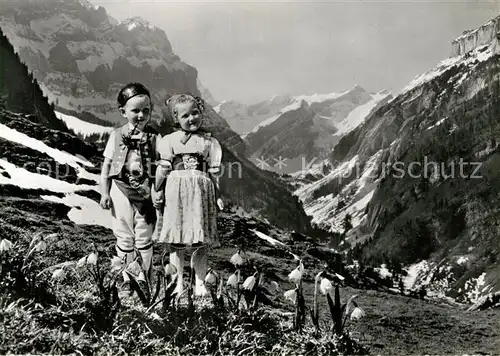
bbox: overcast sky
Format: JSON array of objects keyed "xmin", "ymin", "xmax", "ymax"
[{"xmin": 89, "ymin": 0, "xmax": 499, "ymax": 104}]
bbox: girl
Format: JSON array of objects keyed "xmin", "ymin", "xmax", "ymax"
[
  {"xmin": 100, "ymin": 82, "xmax": 161, "ymax": 296},
  {"xmin": 154, "ymin": 93, "xmax": 224, "ymax": 297}
]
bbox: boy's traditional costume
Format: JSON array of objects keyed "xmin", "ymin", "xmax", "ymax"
[{"xmin": 104, "ymin": 123, "xmax": 160, "ymax": 278}]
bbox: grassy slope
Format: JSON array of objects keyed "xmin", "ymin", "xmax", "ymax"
[{"xmin": 2, "ymin": 189, "xmax": 498, "ymax": 354}]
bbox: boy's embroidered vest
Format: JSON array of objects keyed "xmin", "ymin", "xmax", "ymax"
[{"xmin": 108, "ymin": 124, "xmax": 158, "ymax": 181}]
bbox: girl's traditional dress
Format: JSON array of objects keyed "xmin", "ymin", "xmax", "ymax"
[
  {"xmin": 155, "ymin": 129, "xmax": 222, "ymax": 295},
  {"xmin": 156, "ymin": 130, "xmax": 222, "ymax": 247}
]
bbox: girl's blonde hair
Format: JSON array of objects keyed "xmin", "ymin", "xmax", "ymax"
[{"xmin": 165, "ymin": 93, "xmax": 205, "ymax": 122}]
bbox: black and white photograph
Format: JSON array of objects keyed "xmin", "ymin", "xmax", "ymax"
[{"xmin": 0, "ymin": 0, "xmax": 499, "ymax": 354}]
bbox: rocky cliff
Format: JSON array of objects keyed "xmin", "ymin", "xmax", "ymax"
[
  {"xmin": 0, "ymin": 2, "xmax": 311, "ymax": 233},
  {"xmin": 452, "ymin": 15, "xmax": 500, "ymax": 56},
  {"xmin": 240, "ymin": 87, "xmax": 390, "ymax": 174},
  {"xmin": 0, "ymin": 0, "xmax": 243, "ymax": 152},
  {"xmin": 295, "ymin": 14, "xmax": 500, "ymax": 301}
]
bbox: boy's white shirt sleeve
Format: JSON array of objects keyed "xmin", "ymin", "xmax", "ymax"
[{"xmin": 103, "ymin": 130, "xmax": 116, "ymax": 160}]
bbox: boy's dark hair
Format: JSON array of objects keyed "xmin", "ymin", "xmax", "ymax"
[{"xmin": 117, "ymin": 82, "xmax": 151, "ymax": 108}]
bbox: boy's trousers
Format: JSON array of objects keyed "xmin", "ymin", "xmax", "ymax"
[{"xmin": 110, "ymin": 180, "xmax": 153, "ymax": 280}]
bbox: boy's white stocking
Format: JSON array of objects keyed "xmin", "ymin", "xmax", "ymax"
[
  {"xmin": 134, "ymin": 207, "xmax": 154, "ymax": 280},
  {"xmin": 116, "ymin": 246, "xmax": 135, "ymax": 282},
  {"xmin": 138, "ymin": 245, "xmax": 153, "ymax": 280}
]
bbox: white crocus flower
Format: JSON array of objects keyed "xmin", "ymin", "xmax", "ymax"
[
  {"xmin": 204, "ymin": 270, "xmax": 217, "ymax": 285},
  {"xmin": 230, "ymin": 250, "xmax": 245, "ymax": 266},
  {"xmin": 350, "ymin": 306, "xmax": 366, "ymax": 321},
  {"xmin": 110, "ymin": 256, "xmax": 123, "ymax": 272},
  {"xmin": 0, "ymin": 239, "xmax": 13, "ymax": 253},
  {"xmin": 86, "ymin": 252, "xmax": 98, "ymax": 265},
  {"xmin": 226, "ymin": 272, "xmax": 239, "ymax": 287},
  {"xmin": 34, "ymin": 240, "xmax": 47, "ymax": 252},
  {"xmin": 269, "ymin": 281, "xmax": 280, "ymax": 293},
  {"xmin": 242, "ymin": 275, "xmax": 256, "ymax": 290},
  {"xmin": 288, "ymin": 261, "xmax": 304, "ymax": 283},
  {"xmin": 335, "ymin": 273, "xmax": 345, "ymax": 281},
  {"xmin": 164, "ymin": 263, "xmax": 177, "ymax": 276},
  {"xmin": 137, "ymin": 271, "xmax": 147, "ymax": 282},
  {"xmin": 150, "ymin": 312, "xmax": 161, "ymax": 321},
  {"xmin": 76, "ymin": 256, "xmax": 87, "ymax": 268},
  {"xmin": 320, "ymin": 278, "xmax": 333, "ymax": 295},
  {"xmin": 283, "ymin": 289, "xmax": 297, "ymax": 303},
  {"xmin": 52, "ymin": 268, "xmax": 66, "ymax": 281},
  {"xmin": 127, "ymin": 260, "xmax": 143, "ymax": 276}
]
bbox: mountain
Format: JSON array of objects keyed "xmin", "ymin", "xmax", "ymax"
[
  {"xmin": 214, "ymin": 100, "xmax": 256, "ymax": 135},
  {"xmin": 0, "ymin": 29, "xmax": 68, "ymax": 133},
  {"xmin": 0, "ymin": 6, "xmax": 312, "ymax": 233},
  {"xmin": 197, "ymin": 78, "xmax": 219, "ymax": 107},
  {"xmin": 239, "ymin": 87, "xmax": 391, "ymax": 174},
  {"xmin": 215, "ymin": 95, "xmax": 294, "ymax": 135},
  {"xmin": 2, "ymin": 9, "xmax": 500, "ymax": 355},
  {"xmin": 295, "ymin": 14, "xmax": 500, "ymax": 301},
  {"xmin": 0, "ymin": 0, "xmax": 243, "ymax": 153}
]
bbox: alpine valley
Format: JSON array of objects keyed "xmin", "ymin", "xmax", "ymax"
[
  {"xmin": 294, "ymin": 14, "xmax": 500, "ymax": 303},
  {"xmin": 0, "ymin": 1, "xmax": 500, "ymax": 350}
]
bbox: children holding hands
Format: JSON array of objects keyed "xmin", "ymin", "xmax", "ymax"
[{"xmin": 100, "ymin": 85, "xmax": 223, "ymax": 299}]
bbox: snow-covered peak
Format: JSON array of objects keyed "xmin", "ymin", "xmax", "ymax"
[
  {"xmin": 122, "ymin": 16, "xmax": 155, "ymax": 31},
  {"xmin": 293, "ymin": 89, "xmax": 349, "ymax": 105},
  {"xmin": 75, "ymin": 0, "xmax": 97, "ymax": 10},
  {"xmin": 248, "ymin": 100, "xmax": 306, "ymax": 134},
  {"xmin": 401, "ymin": 44, "xmax": 494, "ymax": 95},
  {"xmin": 333, "ymin": 90, "xmax": 392, "ymax": 137},
  {"xmin": 213, "ymin": 100, "xmax": 227, "ymax": 114},
  {"xmin": 291, "ymin": 85, "xmax": 367, "ymax": 105},
  {"xmin": 374, "ymin": 89, "xmax": 391, "ymax": 97}
]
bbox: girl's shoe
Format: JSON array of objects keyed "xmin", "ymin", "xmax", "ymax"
[{"xmin": 194, "ymin": 283, "xmax": 208, "ymax": 297}]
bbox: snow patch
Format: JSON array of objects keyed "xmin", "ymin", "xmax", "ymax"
[
  {"xmin": 464, "ymin": 272, "xmax": 487, "ymax": 303},
  {"xmin": 41, "ymin": 194, "xmax": 112, "ymax": 229},
  {"xmin": 427, "ymin": 117, "xmax": 448, "ymax": 131},
  {"xmin": 0, "ymin": 123, "xmax": 93, "ymax": 169},
  {"xmin": 55, "ymin": 111, "xmax": 114, "ymax": 137},
  {"xmin": 76, "ymin": 0, "xmax": 97, "ymax": 10},
  {"xmin": 250, "ymin": 229, "xmax": 286, "ymax": 247},
  {"xmin": 295, "ymin": 150, "xmax": 381, "ymax": 233},
  {"xmin": 403, "ymin": 260, "xmax": 430, "ymax": 290},
  {"xmin": 457, "ymin": 256, "xmax": 469, "ymax": 265},
  {"xmin": 0, "ymin": 159, "xmax": 95, "ymax": 193},
  {"xmin": 249, "ymin": 101, "xmax": 302, "ymax": 134},
  {"xmin": 334, "ymin": 92, "xmax": 390, "ymax": 136},
  {"xmin": 401, "ymin": 45, "xmax": 493, "ymax": 95},
  {"xmin": 293, "ymin": 89, "xmax": 349, "ymax": 105},
  {"xmin": 374, "ymin": 264, "xmax": 392, "ymax": 279}
]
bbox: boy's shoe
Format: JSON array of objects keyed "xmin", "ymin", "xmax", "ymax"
[{"xmin": 118, "ymin": 280, "xmax": 132, "ymax": 299}]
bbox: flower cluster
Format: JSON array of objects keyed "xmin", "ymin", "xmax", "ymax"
[{"xmin": 283, "ymin": 258, "xmax": 365, "ymax": 335}]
